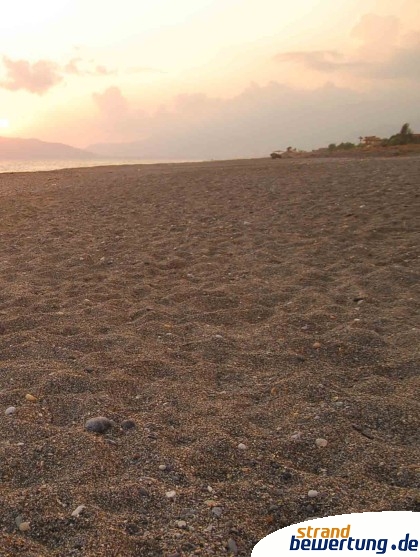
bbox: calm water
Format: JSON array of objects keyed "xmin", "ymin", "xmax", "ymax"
[{"xmin": 0, "ymin": 158, "xmax": 194, "ymax": 174}]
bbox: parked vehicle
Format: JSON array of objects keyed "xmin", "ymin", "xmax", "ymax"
[{"xmin": 270, "ymin": 151, "xmax": 283, "ymax": 159}]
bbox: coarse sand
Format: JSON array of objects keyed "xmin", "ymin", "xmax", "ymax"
[{"xmin": 0, "ymin": 156, "xmax": 418, "ymax": 556}]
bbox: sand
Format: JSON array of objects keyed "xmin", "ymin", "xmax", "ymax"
[{"xmin": 0, "ymin": 157, "xmax": 418, "ymax": 556}]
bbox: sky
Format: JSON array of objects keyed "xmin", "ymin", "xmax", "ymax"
[{"xmin": 1, "ymin": 0, "xmax": 420, "ymax": 158}]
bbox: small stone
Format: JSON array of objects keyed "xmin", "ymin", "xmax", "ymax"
[
  {"xmin": 237, "ymin": 443, "xmax": 247, "ymax": 450},
  {"xmin": 227, "ymin": 538, "xmax": 239, "ymax": 555},
  {"xmin": 204, "ymin": 499, "xmax": 218, "ymax": 507},
  {"xmin": 175, "ymin": 520, "xmax": 187, "ymax": 529},
  {"xmin": 308, "ymin": 490, "xmax": 319, "ymax": 498},
  {"xmin": 85, "ymin": 417, "xmax": 113, "ymax": 434},
  {"xmin": 16, "ymin": 516, "xmax": 30, "ymax": 532},
  {"xmin": 121, "ymin": 419, "xmax": 136, "ymax": 431},
  {"xmin": 5, "ymin": 406, "xmax": 16, "ymax": 416},
  {"xmin": 291, "ymin": 432, "xmax": 302, "ymax": 441},
  {"xmin": 25, "ymin": 394, "xmax": 37, "ymax": 402},
  {"xmin": 212, "ymin": 506, "xmax": 223, "ymax": 517},
  {"xmin": 71, "ymin": 505, "xmax": 85, "ymax": 517},
  {"xmin": 312, "ymin": 342, "xmax": 321, "ymax": 349},
  {"xmin": 165, "ymin": 490, "xmax": 176, "ymax": 499},
  {"xmin": 159, "ymin": 464, "xmax": 167, "ymax": 471},
  {"xmin": 315, "ymin": 438, "xmax": 328, "ymax": 448},
  {"xmin": 207, "ymin": 485, "xmax": 214, "ymax": 493}
]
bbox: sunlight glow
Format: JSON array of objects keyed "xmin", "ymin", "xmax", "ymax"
[
  {"xmin": 0, "ymin": 0, "xmax": 71, "ymax": 34},
  {"xmin": 0, "ymin": 119, "xmax": 10, "ymax": 129}
]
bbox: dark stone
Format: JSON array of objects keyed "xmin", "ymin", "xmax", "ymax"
[
  {"xmin": 85, "ymin": 417, "xmax": 113, "ymax": 434},
  {"xmin": 125, "ymin": 523, "xmax": 139, "ymax": 535},
  {"xmin": 121, "ymin": 419, "xmax": 136, "ymax": 431},
  {"xmin": 227, "ymin": 538, "xmax": 239, "ymax": 555}
]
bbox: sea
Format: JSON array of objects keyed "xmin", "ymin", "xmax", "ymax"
[{"xmin": 0, "ymin": 158, "xmax": 194, "ymax": 174}]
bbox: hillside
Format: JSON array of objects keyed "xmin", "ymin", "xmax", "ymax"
[{"xmin": 0, "ymin": 137, "xmax": 98, "ymax": 160}]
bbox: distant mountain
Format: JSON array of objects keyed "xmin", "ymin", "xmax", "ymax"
[{"xmin": 0, "ymin": 137, "xmax": 99, "ymax": 160}]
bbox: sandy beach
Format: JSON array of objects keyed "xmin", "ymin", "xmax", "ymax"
[{"xmin": 0, "ymin": 156, "xmax": 418, "ymax": 556}]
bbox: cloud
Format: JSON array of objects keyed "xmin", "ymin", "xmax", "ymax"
[
  {"xmin": 275, "ymin": 50, "xmax": 357, "ymax": 73},
  {"xmin": 64, "ymin": 57, "xmax": 83, "ymax": 75},
  {"xmin": 0, "ymin": 56, "xmax": 62, "ymax": 94},
  {"xmin": 127, "ymin": 66, "xmax": 166, "ymax": 74},
  {"xmin": 92, "ymin": 86, "xmax": 130, "ymax": 115},
  {"xmin": 351, "ymin": 13, "xmax": 400, "ymax": 47},
  {"xmin": 64, "ymin": 58, "xmax": 116, "ymax": 76},
  {"xmin": 87, "ymin": 80, "xmax": 420, "ymax": 158},
  {"xmin": 95, "ymin": 65, "xmax": 115, "ymax": 76},
  {"xmin": 0, "ymin": 54, "xmax": 159, "ymax": 96},
  {"xmin": 274, "ymin": 13, "xmax": 420, "ymax": 82},
  {"xmin": 0, "ymin": 55, "xmax": 118, "ymax": 94}
]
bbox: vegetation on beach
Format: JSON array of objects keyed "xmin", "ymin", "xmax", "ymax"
[{"xmin": 327, "ymin": 123, "xmax": 420, "ymax": 151}]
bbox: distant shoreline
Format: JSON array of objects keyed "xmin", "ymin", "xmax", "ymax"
[{"xmin": 1, "ymin": 144, "xmax": 420, "ymax": 175}]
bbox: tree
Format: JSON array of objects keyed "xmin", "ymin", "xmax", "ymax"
[
  {"xmin": 388, "ymin": 123, "xmax": 414, "ymax": 146},
  {"xmin": 337, "ymin": 142, "xmax": 356, "ymax": 150},
  {"xmin": 400, "ymin": 123, "xmax": 413, "ymax": 137}
]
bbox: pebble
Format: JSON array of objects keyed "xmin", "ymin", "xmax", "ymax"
[
  {"xmin": 315, "ymin": 438, "xmax": 328, "ymax": 448},
  {"xmin": 227, "ymin": 538, "xmax": 239, "ymax": 555},
  {"xmin": 5, "ymin": 406, "xmax": 16, "ymax": 416},
  {"xmin": 165, "ymin": 490, "xmax": 176, "ymax": 499},
  {"xmin": 121, "ymin": 419, "xmax": 136, "ymax": 431},
  {"xmin": 308, "ymin": 490, "xmax": 319, "ymax": 498},
  {"xmin": 212, "ymin": 506, "xmax": 223, "ymax": 517},
  {"xmin": 16, "ymin": 516, "xmax": 30, "ymax": 531},
  {"xmin": 291, "ymin": 432, "xmax": 302, "ymax": 441},
  {"xmin": 175, "ymin": 520, "xmax": 187, "ymax": 529},
  {"xmin": 159, "ymin": 464, "xmax": 167, "ymax": 471},
  {"xmin": 237, "ymin": 443, "xmax": 247, "ymax": 450},
  {"xmin": 85, "ymin": 417, "xmax": 113, "ymax": 434},
  {"xmin": 312, "ymin": 342, "xmax": 321, "ymax": 349},
  {"xmin": 25, "ymin": 394, "xmax": 37, "ymax": 402},
  {"xmin": 71, "ymin": 505, "xmax": 85, "ymax": 517}
]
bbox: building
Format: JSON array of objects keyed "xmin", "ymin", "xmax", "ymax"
[{"xmin": 361, "ymin": 136, "xmax": 383, "ymax": 147}]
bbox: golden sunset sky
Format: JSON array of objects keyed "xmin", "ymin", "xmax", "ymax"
[{"xmin": 1, "ymin": 0, "xmax": 419, "ymax": 157}]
